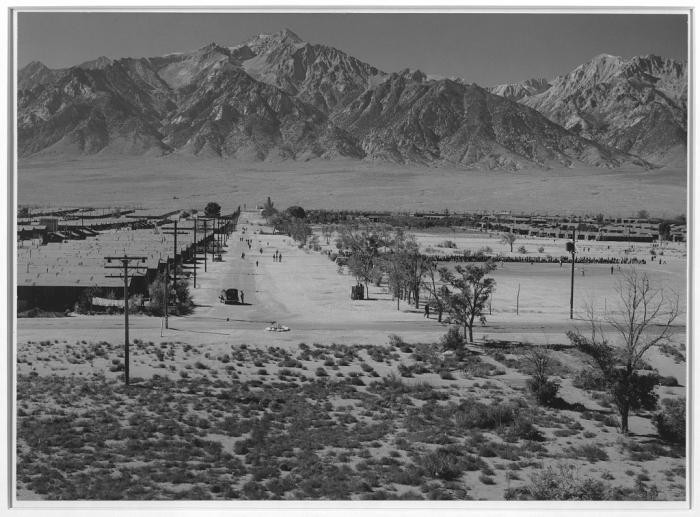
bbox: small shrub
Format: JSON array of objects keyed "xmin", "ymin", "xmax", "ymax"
[
  {"xmin": 397, "ymin": 363, "xmax": 413, "ymax": 378},
  {"xmin": 439, "ymin": 370, "xmax": 455, "ymax": 380},
  {"xmin": 653, "ymin": 397, "xmax": 685, "ymax": 444},
  {"xmin": 388, "ymin": 334, "xmax": 406, "ymax": 348},
  {"xmin": 421, "ymin": 448, "xmax": 464, "ymax": 481},
  {"xmin": 573, "ymin": 368, "xmax": 607, "ymax": 391},
  {"xmin": 525, "ymin": 465, "xmax": 607, "ymax": 500},
  {"xmin": 479, "ymin": 474, "xmax": 496, "ymax": 485},
  {"xmin": 658, "ymin": 376, "xmax": 679, "ymax": 387},
  {"xmin": 568, "ymin": 444, "xmax": 609, "ymax": 463},
  {"xmin": 527, "ymin": 377, "xmax": 560, "ymax": 406},
  {"xmin": 440, "ymin": 327, "xmax": 465, "ymax": 358}
]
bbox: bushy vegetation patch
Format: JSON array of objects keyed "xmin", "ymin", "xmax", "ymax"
[{"xmin": 653, "ymin": 398, "xmax": 685, "ymax": 444}]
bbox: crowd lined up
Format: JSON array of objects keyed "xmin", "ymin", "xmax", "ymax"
[{"xmin": 422, "ymin": 254, "xmax": 648, "ymax": 265}]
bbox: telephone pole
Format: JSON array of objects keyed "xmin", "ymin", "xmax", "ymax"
[
  {"xmin": 162, "ymin": 220, "xmax": 182, "ymax": 288},
  {"xmin": 567, "ymin": 218, "xmax": 580, "ymax": 320},
  {"xmin": 200, "ymin": 218, "xmax": 217, "ymax": 269},
  {"xmin": 164, "ymin": 260, "xmax": 169, "ymax": 329},
  {"xmin": 104, "ymin": 255, "xmax": 147, "ymax": 385},
  {"xmin": 203, "ymin": 219, "xmax": 208, "ymax": 272},
  {"xmin": 164, "ymin": 220, "xmax": 198, "ymax": 288}
]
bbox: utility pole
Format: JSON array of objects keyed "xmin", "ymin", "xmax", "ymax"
[
  {"xmin": 173, "ymin": 220, "xmax": 178, "ymax": 287},
  {"xmin": 212, "ymin": 217, "xmax": 217, "ymax": 262},
  {"xmin": 104, "ymin": 255, "xmax": 147, "ymax": 386},
  {"xmin": 567, "ymin": 221, "xmax": 578, "ymax": 319},
  {"xmin": 203, "ymin": 219, "xmax": 208, "ymax": 272},
  {"xmin": 193, "ymin": 219, "xmax": 197, "ymax": 288},
  {"xmin": 217, "ymin": 217, "xmax": 221, "ymax": 254},
  {"xmin": 163, "ymin": 220, "xmax": 193, "ymax": 291},
  {"xmin": 164, "ymin": 260, "xmax": 169, "ymax": 329}
]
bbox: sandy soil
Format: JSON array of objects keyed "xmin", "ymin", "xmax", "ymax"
[
  {"xmin": 18, "ymin": 155, "xmax": 687, "ymax": 217},
  {"xmin": 15, "ymin": 212, "xmax": 688, "ymax": 501},
  {"xmin": 18, "ymin": 211, "xmax": 687, "ymax": 357}
]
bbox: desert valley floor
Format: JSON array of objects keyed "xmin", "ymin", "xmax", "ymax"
[
  {"xmin": 15, "ymin": 198, "xmax": 687, "ymax": 501},
  {"xmin": 18, "ymin": 156, "xmax": 687, "ymax": 216}
]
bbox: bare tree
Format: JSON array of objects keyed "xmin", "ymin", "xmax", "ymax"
[
  {"xmin": 381, "ymin": 229, "xmax": 407, "ymax": 310},
  {"xmin": 321, "ymin": 225, "xmax": 334, "ymax": 244},
  {"xmin": 439, "ymin": 260, "xmax": 497, "ymax": 342},
  {"xmin": 423, "ymin": 260, "xmax": 448, "ymax": 322},
  {"xmin": 400, "ymin": 236, "xmax": 432, "ymax": 309},
  {"xmin": 525, "ymin": 347, "xmax": 560, "ymax": 405},
  {"xmin": 566, "ymin": 269, "xmax": 680, "ymax": 434},
  {"xmin": 500, "ymin": 232, "xmax": 517, "ymax": 252}
]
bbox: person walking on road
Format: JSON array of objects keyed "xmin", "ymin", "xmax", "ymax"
[
  {"xmin": 424, "ymin": 304, "xmax": 430, "ymax": 319},
  {"xmin": 241, "ymin": 290, "xmax": 245, "ymax": 304}
]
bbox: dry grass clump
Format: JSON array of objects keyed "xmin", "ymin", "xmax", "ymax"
[{"xmin": 16, "ymin": 334, "xmax": 686, "ymax": 501}]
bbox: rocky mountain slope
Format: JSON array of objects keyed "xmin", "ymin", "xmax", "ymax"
[
  {"xmin": 334, "ymin": 70, "xmax": 642, "ymax": 169},
  {"xmin": 488, "ymin": 78, "xmax": 551, "ymax": 102},
  {"xmin": 494, "ymin": 54, "xmax": 687, "ymax": 165},
  {"xmin": 241, "ymin": 29, "xmax": 384, "ymax": 114},
  {"xmin": 18, "ymin": 30, "xmax": 683, "ymax": 169}
]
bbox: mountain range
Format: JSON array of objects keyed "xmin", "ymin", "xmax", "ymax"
[{"xmin": 17, "ymin": 29, "xmax": 687, "ymax": 170}]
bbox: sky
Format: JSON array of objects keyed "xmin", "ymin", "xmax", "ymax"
[{"xmin": 16, "ymin": 11, "xmax": 688, "ymax": 85}]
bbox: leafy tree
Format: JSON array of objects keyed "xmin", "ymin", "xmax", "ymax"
[
  {"xmin": 658, "ymin": 222, "xmax": 672, "ymax": 241},
  {"xmin": 289, "ymin": 218, "xmax": 311, "ymax": 247},
  {"xmin": 637, "ymin": 209, "xmax": 650, "ymax": 220},
  {"xmin": 566, "ymin": 270, "xmax": 680, "ymax": 434},
  {"xmin": 500, "ymin": 232, "xmax": 517, "ymax": 252},
  {"xmin": 204, "ymin": 202, "xmax": 221, "ymax": 218},
  {"xmin": 269, "ymin": 212, "xmax": 287, "ymax": 235},
  {"xmin": 148, "ymin": 269, "xmax": 193, "ymax": 316},
  {"xmin": 284, "ymin": 206, "xmax": 306, "ymax": 219},
  {"xmin": 261, "ymin": 197, "xmax": 278, "ymax": 223},
  {"xmin": 439, "ymin": 260, "xmax": 497, "ymax": 342},
  {"xmin": 337, "ymin": 225, "xmax": 387, "ymax": 300}
]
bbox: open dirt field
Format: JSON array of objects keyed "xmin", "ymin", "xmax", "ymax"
[
  {"xmin": 18, "ymin": 156, "xmax": 687, "ymax": 217},
  {"xmin": 15, "ymin": 212, "xmax": 688, "ymax": 501}
]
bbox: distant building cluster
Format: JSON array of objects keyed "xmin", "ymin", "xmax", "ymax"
[
  {"xmin": 16, "ymin": 206, "xmax": 239, "ymax": 311},
  {"xmin": 474, "ymin": 214, "xmax": 686, "ymax": 243}
]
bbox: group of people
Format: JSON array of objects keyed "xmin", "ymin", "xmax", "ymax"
[{"xmin": 428, "ymin": 253, "xmax": 647, "ymax": 266}]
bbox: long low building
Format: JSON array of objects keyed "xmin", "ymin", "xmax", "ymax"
[
  {"xmin": 16, "ymin": 208, "xmax": 242, "ymax": 311},
  {"xmin": 17, "ymin": 226, "xmax": 211, "ymax": 310}
]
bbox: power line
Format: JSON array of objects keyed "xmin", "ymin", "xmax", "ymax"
[{"xmin": 104, "ymin": 254, "xmax": 147, "ymax": 386}]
